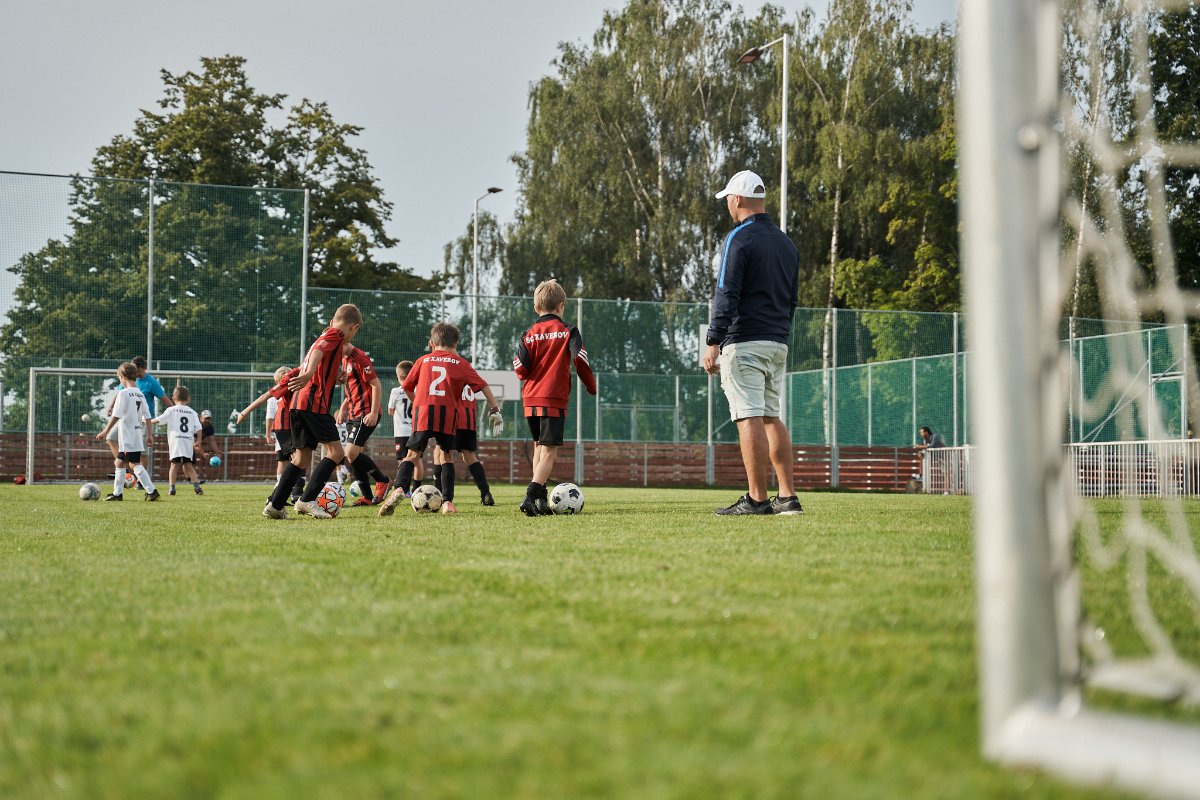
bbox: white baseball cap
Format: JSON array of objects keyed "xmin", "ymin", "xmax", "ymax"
[
  {"xmin": 201, "ymin": 409, "xmax": 213, "ymax": 418},
  {"xmin": 715, "ymin": 170, "xmax": 766, "ymax": 199}
]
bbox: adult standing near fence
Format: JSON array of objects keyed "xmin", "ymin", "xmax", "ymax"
[
  {"xmin": 702, "ymin": 170, "xmax": 803, "ymax": 516},
  {"xmin": 133, "ymin": 356, "xmax": 172, "ymax": 481}
]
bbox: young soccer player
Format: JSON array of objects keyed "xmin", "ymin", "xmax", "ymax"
[
  {"xmin": 387, "ymin": 360, "xmax": 421, "ymax": 492},
  {"xmin": 262, "ymin": 303, "xmax": 362, "ymax": 519},
  {"xmin": 95, "ymin": 361, "xmax": 161, "ymax": 501},
  {"xmin": 378, "ymin": 323, "xmax": 501, "ymax": 516},
  {"xmin": 237, "ymin": 365, "xmax": 303, "ymax": 504},
  {"xmin": 434, "ymin": 378, "xmax": 503, "ymax": 506},
  {"xmin": 338, "ymin": 341, "xmax": 391, "ymax": 505},
  {"xmin": 513, "ymin": 279, "xmax": 597, "ymax": 516},
  {"xmin": 151, "ymin": 386, "xmax": 203, "ymax": 495}
]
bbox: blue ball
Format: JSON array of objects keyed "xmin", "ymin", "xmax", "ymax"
[{"xmin": 209, "ymin": 455, "xmax": 221, "ymax": 467}]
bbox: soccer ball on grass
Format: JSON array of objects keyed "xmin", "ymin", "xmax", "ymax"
[
  {"xmin": 315, "ymin": 482, "xmax": 347, "ymax": 518},
  {"xmin": 410, "ymin": 485, "xmax": 443, "ymax": 512},
  {"xmin": 549, "ymin": 482, "xmax": 585, "ymax": 514},
  {"xmin": 79, "ymin": 482, "xmax": 100, "ymax": 501},
  {"xmin": 124, "ymin": 471, "xmax": 137, "ymax": 489}
]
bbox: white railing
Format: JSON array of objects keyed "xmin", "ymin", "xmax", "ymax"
[{"xmin": 922, "ymin": 440, "xmax": 1200, "ymax": 497}]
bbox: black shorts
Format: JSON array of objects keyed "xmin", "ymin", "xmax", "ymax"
[
  {"xmin": 274, "ymin": 429, "xmax": 295, "ymax": 461},
  {"xmin": 170, "ymin": 455, "xmax": 193, "ymax": 464},
  {"xmin": 454, "ymin": 428, "xmax": 478, "ymax": 453},
  {"xmin": 406, "ymin": 429, "xmax": 455, "ymax": 455},
  {"xmin": 290, "ymin": 409, "xmax": 341, "ymax": 451},
  {"xmin": 118, "ymin": 451, "xmax": 143, "ymax": 463},
  {"xmin": 526, "ymin": 415, "xmax": 566, "ymax": 447},
  {"xmin": 394, "ymin": 437, "xmax": 409, "ymax": 459},
  {"xmin": 345, "ymin": 418, "xmax": 377, "ymax": 447}
]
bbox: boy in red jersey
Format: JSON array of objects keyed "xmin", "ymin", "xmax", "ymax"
[
  {"xmin": 378, "ymin": 322, "xmax": 501, "ymax": 516},
  {"xmin": 433, "ymin": 375, "xmax": 505, "ymax": 506},
  {"xmin": 262, "ymin": 303, "xmax": 362, "ymax": 519},
  {"xmin": 337, "ymin": 341, "xmax": 391, "ymax": 505},
  {"xmin": 237, "ymin": 365, "xmax": 304, "ymax": 504},
  {"xmin": 513, "ymin": 279, "xmax": 597, "ymax": 516}
]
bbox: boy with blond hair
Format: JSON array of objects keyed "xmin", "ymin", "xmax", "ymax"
[
  {"xmin": 151, "ymin": 385, "xmax": 203, "ymax": 495},
  {"xmin": 96, "ymin": 361, "xmax": 160, "ymax": 501},
  {"xmin": 513, "ymin": 279, "xmax": 597, "ymax": 516}
]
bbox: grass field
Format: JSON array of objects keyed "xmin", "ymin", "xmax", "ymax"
[{"xmin": 0, "ymin": 482, "xmax": 1170, "ymax": 799}]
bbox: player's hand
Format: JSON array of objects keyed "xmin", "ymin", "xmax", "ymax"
[
  {"xmin": 364, "ymin": 410, "xmax": 379, "ymax": 427},
  {"xmin": 488, "ymin": 410, "xmax": 504, "ymax": 436},
  {"xmin": 702, "ymin": 344, "xmax": 721, "ymax": 375},
  {"xmin": 236, "ymin": 411, "xmax": 247, "ymax": 426},
  {"xmin": 288, "ymin": 370, "xmax": 314, "ymax": 392}
]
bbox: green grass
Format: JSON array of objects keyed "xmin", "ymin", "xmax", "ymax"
[{"xmin": 0, "ymin": 483, "xmax": 1159, "ymax": 799}]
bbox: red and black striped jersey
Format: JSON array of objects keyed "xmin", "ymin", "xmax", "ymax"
[
  {"xmin": 341, "ymin": 346, "xmax": 378, "ymax": 419},
  {"xmin": 268, "ymin": 368, "xmax": 301, "ymax": 431},
  {"xmin": 402, "ymin": 350, "xmax": 487, "ymax": 435},
  {"xmin": 513, "ymin": 314, "xmax": 597, "ymax": 416},
  {"xmin": 293, "ymin": 327, "xmax": 346, "ymax": 415},
  {"xmin": 456, "ymin": 384, "xmax": 479, "ymax": 432}
]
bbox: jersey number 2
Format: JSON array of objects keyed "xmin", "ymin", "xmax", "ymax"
[{"xmin": 429, "ymin": 365, "xmax": 448, "ymax": 397}]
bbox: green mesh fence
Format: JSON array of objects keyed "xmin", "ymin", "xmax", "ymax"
[{"xmin": 2, "ymin": 171, "xmax": 1184, "ymax": 447}]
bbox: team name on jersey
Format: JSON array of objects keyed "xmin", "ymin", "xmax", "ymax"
[
  {"xmin": 525, "ymin": 331, "xmax": 570, "ymax": 343},
  {"xmin": 428, "ymin": 356, "xmax": 462, "ymax": 364}
]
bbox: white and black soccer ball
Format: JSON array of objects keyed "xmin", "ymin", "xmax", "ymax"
[
  {"xmin": 315, "ymin": 481, "xmax": 347, "ymax": 517},
  {"xmin": 79, "ymin": 482, "xmax": 100, "ymax": 501},
  {"xmin": 410, "ymin": 485, "xmax": 443, "ymax": 512},
  {"xmin": 549, "ymin": 482, "xmax": 585, "ymax": 514}
]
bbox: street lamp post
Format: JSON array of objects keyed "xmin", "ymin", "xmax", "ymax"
[
  {"xmin": 472, "ymin": 186, "xmax": 503, "ymax": 362},
  {"xmin": 737, "ymin": 33, "xmax": 788, "ymax": 234}
]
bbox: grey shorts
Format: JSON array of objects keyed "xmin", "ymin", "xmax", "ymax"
[{"xmin": 718, "ymin": 341, "xmax": 788, "ymax": 421}]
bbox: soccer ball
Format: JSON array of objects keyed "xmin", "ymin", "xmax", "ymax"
[
  {"xmin": 410, "ymin": 485, "xmax": 443, "ymax": 512},
  {"xmin": 549, "ymin": 482, "xmax": 585, "ymax": 514},
  {"xmin": 347, "ymin": 481, "xmax": 363, "ymax": 499},
  {"xmin": 124, "ymin": 471, "xmax": 137, "ymax": 489},
  {"xmin": 209, "ymin": 455, "xmax": 222, "ymax": 467},
  {"xmin": 79, "ymin": 482, "xmax": 100, "ymax": 501},
  {"xmin": 315, "ymin": 481, "xmax": 347, "ymax": 517}
]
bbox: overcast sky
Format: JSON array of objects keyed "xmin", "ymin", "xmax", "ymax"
[{"xmin": 0, "ymin": 0, "xmax": 957, "ymax": 284}]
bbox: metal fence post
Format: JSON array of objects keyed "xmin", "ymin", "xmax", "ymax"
[
  {"xmin": 706, "ymin": 372, "xmax": 714, "ymax": 485},
  {"xmin": 147, "ymin": 178, "xmax": 155, "ymax": 365},
  {"xmin": 576, "ymin": 297, "xmax": 585, "ymax": 485},
  {"xmin": 831, "ymin": 308, "xmax": 840, "ymax": 488},
  {"xmin": 953, "ymin": 311, "xmax": 960, "ymax": 446},
  {"xmin": 300, "ymin": 188, "xmax": 310, "ymax": 363}
]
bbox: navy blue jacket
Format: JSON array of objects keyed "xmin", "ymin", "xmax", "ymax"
[{"xmin": 706, "ymin": 213, "xmax": 799, "ymax": 347}]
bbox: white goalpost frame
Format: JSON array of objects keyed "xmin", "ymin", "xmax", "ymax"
[
  {"xmin": 961, "ymin": 0, "xmax": 1200, "ymax": 796},
  {"xmin": 25, "ymin": 367, "xmax": 276, "ymax": 484}
]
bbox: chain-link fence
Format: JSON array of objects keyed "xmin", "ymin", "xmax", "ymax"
[{"xmin": 2, "ymin": 171, "xmax": 1179, "ymax": 449}]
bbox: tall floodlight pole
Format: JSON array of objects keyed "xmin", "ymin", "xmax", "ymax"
[
  {"xmin": 737, "ymin": 33, "xmax": 789, "ymax": 233},
  {"xmin": 472, "ymin": 186, "xmax": 503, "ymax": 362}
]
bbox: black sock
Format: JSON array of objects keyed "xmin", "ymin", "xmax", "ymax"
[
  {"xmin": 270, "ymin": 464, "xmax": 304, "ymax": 509},
  {"xmin": 442, "ymin": 463, "xmax": 455, "ymax": 502},
  {"xmin": 396, "ymin": 460, "xmax": 415, "ymax": 494},
  {"xmin": 469, "ymin": 462, "xmax": 490, "ymax": 496},
  {"xmin": 527, "ymin": 481, "xmax": 546, "ymax": 499},
  {"xmin": 432, "ymin": 464, "xmax": 444, "ymax": 495},
  {"xmin": 300, "ymin": 457, "xmax": 338, "ymax": 502},
  {"xmin": 350, "ymin": 456, "xmax": 372, "ymax": 499}
]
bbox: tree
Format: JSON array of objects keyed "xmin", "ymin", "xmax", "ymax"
[{"xmin": 503, "ymin": 0, "xmax": 783, "ymax": 304}]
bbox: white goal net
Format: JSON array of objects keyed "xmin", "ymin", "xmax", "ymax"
[{"xmin": 961, "ymin": 0, "xmax": 1200, "ymax": 796}]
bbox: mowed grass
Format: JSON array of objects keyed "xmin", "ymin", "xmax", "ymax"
[{"xmin": 0, "ymin": 483, "xmax": 1146, "ymax": 799}]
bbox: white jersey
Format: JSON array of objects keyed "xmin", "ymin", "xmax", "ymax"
[
  {"xmin": 388, "ymin": 386, "xmax": 413, "ymax": 437},
  {"xmin": 158, "ymin": 404, "xmax": 201, "ymax": 460},
  {"xmin": 110, "ymin": 386, "xmax": 150, "ymax": 453},
  {"xmin": 266, "ymin": 396, "xmax": 280, "ymax": 450}
]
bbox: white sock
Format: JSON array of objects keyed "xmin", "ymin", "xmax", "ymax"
[
  {"xmin": 113, "ymin": 469, "xmax": 124, "ymax": 496},
  {"xmin": 133, "ymin": 464, "xmax": 156, "ymax": 493}
]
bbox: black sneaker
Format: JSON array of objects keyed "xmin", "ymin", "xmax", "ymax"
[
  {"xmin": 481, "ymin": 492, "xmax": 495, "ymax": 506},
  {"xmin": 714, "ymin": 494, "xmax": 773, "ymax": 516},
  {"xmin": 770, "ymin": 496, "xmax": 804, "ymax": 516},
  {"xmin": 519, "ymin": 495, "xmax": 540, "ymax": 517},
  {"xmin": 104, "ymin": 493, "xmax": 123, "ymax": 501},
  {"xmin": 145, "ymin": 489, "xmax": 161, "ymax": 502},
  {"xmin": 535, "ymin": 497, "xmax": 552, "ymax": 516}
]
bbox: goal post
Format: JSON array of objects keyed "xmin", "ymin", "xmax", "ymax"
[
  {"xmin": 961, "ymin": 0, "xmax": 1200, "ymax": 795},
  {"xmin": 24, "ymin": 366, "xmax": 275, "ymax": 484}
]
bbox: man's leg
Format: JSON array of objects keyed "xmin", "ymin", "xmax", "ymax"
[
  {"xmin": 735, "ymin": 416, "xmax": 770, "ymax": 503},
  {"xmin": 765, "ymin": 417, "xmax": 796, "ymax": 498}
]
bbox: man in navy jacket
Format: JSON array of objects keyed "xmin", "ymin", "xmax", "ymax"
[{"xmin": 702, "ymin": 170, "xmax": 803, "ymax": 516}]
